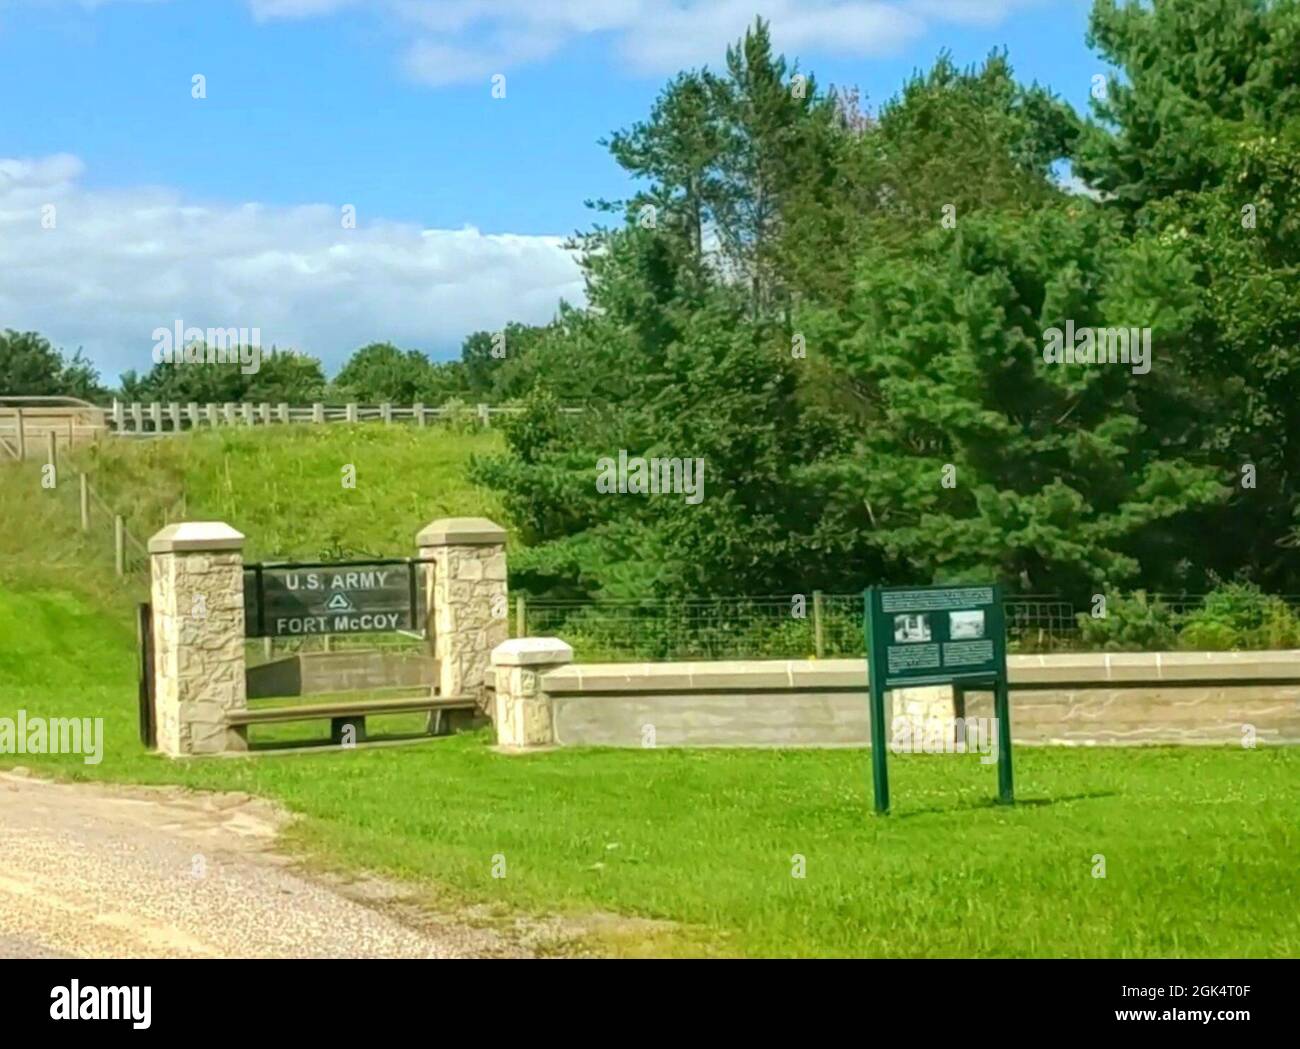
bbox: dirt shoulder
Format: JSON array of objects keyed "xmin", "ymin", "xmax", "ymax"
[{"xmin": 0, "ymin": 769, "xmax": 567, "ymax": 958}]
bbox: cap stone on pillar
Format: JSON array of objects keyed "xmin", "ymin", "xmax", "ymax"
[
  {"xmin": 417, "ymin": 517, "xmax": 507, "ymax": 547},
  {"xmin": 149, "ymin": 521, "xmax": 245, "ymax": 553},
  {"xmin": 493, "ymin": 637, "xmax": 573, "ymax": 667}
]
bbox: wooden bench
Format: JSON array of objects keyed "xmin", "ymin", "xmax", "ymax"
[{"xmin": 229, "ymin": 694, "xmax": 479, "ymax": 745}]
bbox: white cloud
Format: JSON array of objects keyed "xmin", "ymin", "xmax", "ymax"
[
  {"xmin": 9, "ymin": 1, "xmax": 1051, "ymax": 82},
  {"xmin": 0, "ymin": 155, "xmax": 584, "ymax": 380},
  {"xmin": 246, "ymin": 0, "xmax": 1051, "ymax": 85}
]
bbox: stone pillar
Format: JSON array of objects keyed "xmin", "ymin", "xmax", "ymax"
[
  {"xmin": 417, "ymin": 517, "xmax": 508, "ymax": 711},
  {"xmin": 148, "ymin": 522, "xmax": 249, "ymax": 756},
  {"xmin": 491, "ymin": 638, "xmax": 573, "ymax": 748}
]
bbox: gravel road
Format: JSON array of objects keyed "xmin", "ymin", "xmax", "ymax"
[{"xmin": 0, "ymin": 770, "xmax": 529, "ymax": 959}]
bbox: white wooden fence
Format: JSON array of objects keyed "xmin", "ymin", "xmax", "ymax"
[{"xmin": 105, "ymin": 401, "xmax": 582, "ymax": 434}]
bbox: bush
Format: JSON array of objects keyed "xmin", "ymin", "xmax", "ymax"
[
  {"xmin": 1075, "ymin": 591, "xmax": 1180, "ymax": 652},
  {"xmin": 1177, "ymin": 583, "xmax": 1300, "ymax": 651}
]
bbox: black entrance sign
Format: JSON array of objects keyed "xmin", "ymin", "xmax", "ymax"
[
  {"xmin": 244, "ymin": 559, "xmax": 428, "ymax": 638},
  {"xmin": 864, "ymin": 584, "xmax": 1013, "ymax": 814}
]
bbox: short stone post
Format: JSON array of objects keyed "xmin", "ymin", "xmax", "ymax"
[
  {"xmin": 148, "ymin": 522, "xmax": 249, "ymax": 756},
  {"xmin": 491, "ymin": 638, "xmax": 572, "ymax": 748},
  {"xmin": 416, "ymin": 517, "xmax": 508, "ymax": 712}
]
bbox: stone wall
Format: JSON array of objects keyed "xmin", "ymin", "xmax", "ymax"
[{"xmin": 490, "ymin": 646, "xmax": 1300, "ymax": 749}]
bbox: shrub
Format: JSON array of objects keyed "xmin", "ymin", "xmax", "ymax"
[
  {"xmin": 1075, "ymin": 591, "xmax": 1180, "ymax": 652},
  {"xmin": 1177, "ymin": 583, "xmax": 1300, "ymax": 651}
]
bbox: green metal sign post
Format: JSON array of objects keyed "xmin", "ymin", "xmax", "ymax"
[{"xmin": 864, "ymin": 584, "xmax": 1013, "ymax": 814}]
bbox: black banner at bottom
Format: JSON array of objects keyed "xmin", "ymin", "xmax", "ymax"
[{"xmin": 0, "ymin": 958, "xmax": 1293, "ymax": 1036}]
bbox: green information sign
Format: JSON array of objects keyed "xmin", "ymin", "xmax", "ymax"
[{"xmin": 864, "ymin": 584, "xmax": 1013, "ymax": 814}]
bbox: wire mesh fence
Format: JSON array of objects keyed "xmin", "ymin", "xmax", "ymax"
[
  {"xmin": 518, "ymin": 593, "xmax": 1088, "ymax": 662},
  {"xmin": 522, "ymin": 591, "xmax": 1300, "ymax": 662}
]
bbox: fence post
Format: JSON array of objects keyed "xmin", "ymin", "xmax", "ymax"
[
  {"xmin": 242, "ymin": 403, "xmax": 254, "ymax": 426},
  {"xmin": 207, "ymin": 403, "xmax": 219, "ymax": 428},
  {"xmin": 80, "ymin": 473, "xmax": 89, "ymax": 531},
  {"xmin": 413, "ymin": 402, "xmax": 425, "ymax": 427},
  {"xmin": 169, "ymin": 402, "xmax": 182, "ymax": 431},
  {"xmin": 46, "ymin": 431, "xmax": 57, "ymax": 479},
  {"xmin": 13, "ymin": 407, "xmax": 24, "ymax": 459},
  {"xmin": 114, "ymin": 515, "xmax": 126, "ymax": 577},
  {"xmin": 278, "ymin": 402, "xmax": 290, "ymax": 424},
  {"xmin": 381, "ymin": 402, "xmax": 392, "ymax": 424},
  {"xmin": 345, "ymin": 403, "xmax": 357, "ymax": 423},
  {"xmin": 259, "ymin": 402, "xmax": 271, "ymax": 425},
  {"xmin": 313, "ymin": 403, "xmax": 325, "ymax": 424},
  {"xmin": 223, "ymin": 403, "xmax": 237, "ymax": 426},
  {"xmin": 477, "ymin": 403, "xmax": 490, "ymax": 427},
  {"xmin": 813, "ymin": 590, "xmax": 825, "ymax": 658},
  {"xmin": 149, "ymin": 402, "xmax": 162, "ymax": 432},
  {"xmin": 110, "ymin": 401, "xmax": 123, "ymax": 431},
  {"xmin": 132, "ymin": 403, "xmax": 144, "ymax": 433},
  {"xmin": 515, "ymin": 594, "xmax": 527, "ymax": 637}
]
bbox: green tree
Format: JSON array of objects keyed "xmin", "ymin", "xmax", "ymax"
[
  {"xmin": 0, "ymin": 330, "xmax": 106, "ymax": 400},
  {"xmin": 333, "ymin": 342, "xmax": 440, "ymax": 402},
  {"xmin": 118, "ymin": 347, "xmax": 326, "ymax": 403},
  {"xmin": 801, "ymin": 205, "xmax": 1226, "ymax": 596},
  {"xmin": 1075, "ymin": 0, "xmax": 1300, "ymax": 588}
]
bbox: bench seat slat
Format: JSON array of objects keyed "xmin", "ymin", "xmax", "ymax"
[{"xmin": 230, "ymin": 696, "xmax": 477, "ymax": 725}]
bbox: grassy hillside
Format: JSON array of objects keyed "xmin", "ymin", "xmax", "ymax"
[{"xmin": 62, "ymin": 424, "xmax": 509, "ymax": 562}]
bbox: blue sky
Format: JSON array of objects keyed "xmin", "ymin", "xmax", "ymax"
[{"xmin": 0, "ymin": 0, "xmax": 1103, "ymax": 381}]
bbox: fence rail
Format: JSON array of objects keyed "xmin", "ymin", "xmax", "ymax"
[
  {"xmin": 104, "ymin": 400, "xmax": 583, "ymax": 435},
  {"xmin": 0, "ymin": 399, "xmax": 108, "ymax": 458}
]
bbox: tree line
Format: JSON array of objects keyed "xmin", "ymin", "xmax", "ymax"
[
  {"xmin": 0, "ymin": 326, "xmax": 538, "ymax": 406},
  {"xmin": 7, "ymin": 1, "xmax": 1299, "ymax": 608},
  {"xmin": 474, "ymin": 2, "xmax": 1300, "ymax": 607}
]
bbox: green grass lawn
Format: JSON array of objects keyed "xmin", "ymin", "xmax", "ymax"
[{"xmin": 2, "ymin": 581, "xmax": 1297, "ymax": 957}]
